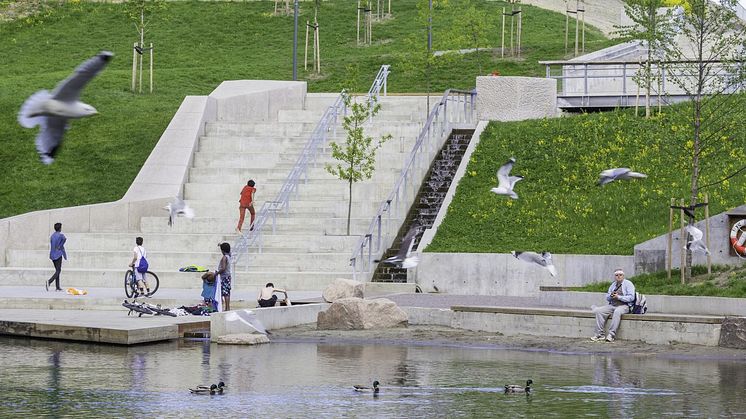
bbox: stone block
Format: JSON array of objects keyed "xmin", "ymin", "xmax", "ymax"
[
  {"xmin": 317, "ymin": 297, "xmax": 408, "ymax": 330},
  {"xmin": 215, "ymin": 333, "xmax": 270, "ymax": 345},
  {"xmin": 322, "ymin": 278, "xmax": 364, "ymax": 302},
  {"xmin": 476, "ymin": 76, "xmax": 557, "ymax": 122},
  {"xmin": 718, "ymin": 317, "xmax": 746, "ymax": 349}
]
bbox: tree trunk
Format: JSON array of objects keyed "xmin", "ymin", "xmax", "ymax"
[{"xmin": 347, "ymin": 167, "xmax": 353, "ymax": 236}]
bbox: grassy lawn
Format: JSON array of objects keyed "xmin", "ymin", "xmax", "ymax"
[
  {"xmin": 576, "ymin": 265, "xmax": 746, "ymax": 298},
  {"xmin": 0, "ymin": 1, "xmax": 614, "ymax": 219},
  {"xmin": 426, "ymin": 101, "xmax": 746, "ymax": 255}
]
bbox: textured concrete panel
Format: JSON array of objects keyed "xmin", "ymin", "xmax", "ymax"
[
  {"xmin": 476, "ymin": 76, "xmax": 557, "ymax": 121},
  {"xmin": 718, "ymin": 317, "xmax": 746, "ymax": 349},
  {"xmin": 210, "ymin": 80, "xmax": 306, "ymax": 121}
]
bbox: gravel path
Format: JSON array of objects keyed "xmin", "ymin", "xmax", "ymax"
[{"xmin": 522, "ymin": 0, "xmax": 625, "ymax": 36}]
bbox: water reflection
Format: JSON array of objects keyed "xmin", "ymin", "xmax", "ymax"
[{"xmin": 1, "ymin": 337, "xmax": 745, "ymax": 417}]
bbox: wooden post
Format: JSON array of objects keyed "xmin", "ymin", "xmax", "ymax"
[
  {"xmin": 368, "ymin": 2, "xmax": 372, "ymax": 44},
  {"xmin": 510, "ymin": 5, "xmax": 514, "ymax": 56},
  {"xmin": 388, "ymin": 0, "xmax": 391, "ymax": 16},
  {"xmin": 315, "ymin": 19, "xmax": 321, "ymax": 73},
  {"xmin": 357, "ymin": 0, "xmax": 361, "ymax": 45},
  {"xmin": 131, "ymin": 42, "xmax": 137, "ymax": 92},
  {"xmin": 635, "ymin": 58, "xmax": 641, "ymax": 116},
  {"xmin": 680, "ymin": 198, "xmax": 686, "ymax": 285},
  {"xmin": 564, "ymin": 4, "xmax": 569, "ymax": 54},
  {"xmin": 149, "ymin": 43, "xmax": 153, "ymax": 93},
  {"xmin": 501, "ymin": 7, "xmax": 506, "ymax": 58},
  {"xmin": 517, "ymin": 6, "xmax": 522, "ymax": 56},
  {"xmin": 574, "ymin": 0, "xmax": 579, "ymax": 56},
  {"xmin": 668, "ymin": 197, "xmax": 674, "ymax": 280},
  {"xmin": 304, "ymin": 20, "xmax": 310, "ymax": 70},
  {"xmin": 581, "ymin": 0, "xmax": 585, "ymax": 53},
  {"xmin": 705, "ymin": 193, "xmax": 711, "ymax": 274}
]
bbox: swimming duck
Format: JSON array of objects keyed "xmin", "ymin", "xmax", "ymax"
[
  {"xmin": 190, "ymin": 384, "xmax": 217, "ymax": 395},
  {"xmin": 504, "ymin": 379, "xmax": 533, "ymax": 394},
  {"xmin": 353, "ymin": 380, "xmax": 380, "ymax": 394},
  {"xmin": 215, "ymin": 381, "xmax": 226, "ymax": 394}
]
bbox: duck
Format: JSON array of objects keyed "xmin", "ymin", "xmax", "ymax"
[
  {"xmin": 504, "ymin": 379, "xmax": 533, "ymax": 394},
  {"xmin": 215, "ymin": 381, "xmax": 226, "ymax": 394},
  {"xmin": 190, "ymin": 384, "xmax": 218, "ymax": 395},
  {"xmin": 353, "ymin": 380, "xmax": 380, "ymax": 394}
]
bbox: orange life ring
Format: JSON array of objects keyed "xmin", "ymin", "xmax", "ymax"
[{"xmin": 730, "ymin": 219, "xmax": 746, "ymax": 257}]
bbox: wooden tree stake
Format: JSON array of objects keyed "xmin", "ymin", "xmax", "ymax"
[
  {"xmin": 705, "ymin": 193, "xmax": 711, "ymax": 274},
  {"xmin": 680, "ymin": 198, "xmax": 686, "ymax": 285},
  {"xmin": 668, "ymin": 197, "xmax": 674, "ymax": 280}
]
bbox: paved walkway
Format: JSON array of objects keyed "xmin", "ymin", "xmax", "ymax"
[
  {"xmin": 385, "ymin": 293, "xmax": 549, "ymax": 309},
  {"xmin": 522, "ymin": 0, "xmax": 624, "ymax": 36}
]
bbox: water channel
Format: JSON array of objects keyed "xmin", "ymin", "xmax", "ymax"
[{"xmin": 1, "ymin": 336, "xmax": 744, "ymax": 417}]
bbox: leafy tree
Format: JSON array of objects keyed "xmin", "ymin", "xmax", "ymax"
[
  {"xmin": 664, "ymin": 0, "xmax": 746, "ymax": 281},
  {"xmin": 615, "ymin": 0, "xmax": 676, "ymax": 117},
  {"xmin": 451, "ymin": 0, "xmax": 492, "ymax": 74},
  {"xmin": 325, "ymin": 93, "xmax": 392, "ymax": 235},
  {"xmin": 124, "ymin": 0, "xmax": 167, "ymax": 52}
]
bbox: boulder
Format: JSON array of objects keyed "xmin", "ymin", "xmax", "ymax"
[
  {"xmin": 317, "ymin": 297, "xmax": 408, "ymax": 330},
  {"xmin": 215, "ymin": 333, "xmax": 270, "ymax": 345},
  {"xmin": 322, "ymin": 278, "xmax": 364, "ymax": 303},
  {"xmin": 718, "ymin": 317, "xmax": 746, "ymax": 349}
]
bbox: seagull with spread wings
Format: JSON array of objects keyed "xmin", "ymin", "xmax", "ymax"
[
  {"xmin": 164, "ymin": 197, "xmax": 195, "ymax": 227},
  {"xmin": 511, "ymin": 251, "xmax": 557, "ymax": 277},
  {"xmin": 490, "ymin": 157, "xmax": 523, "ymax": 199},
  {"xmin": 685, "ymin": 224, "xmax": 711, "ymax": 255},
  {"xmin": 597, "ymin": 168, "xmax": 647, "ymax": 186},
  {"xmin": 374, "ymin": 223, "xmax": 421, "ymax": 268},
  {"xmin": 18, "ymin": 51, "xmax": 114, "ymax": 164}
]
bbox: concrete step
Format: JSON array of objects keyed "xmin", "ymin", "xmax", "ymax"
[
  {"xmin": 0, "ymin": 267, "xmax": 354, "ymax": 291},
  {"xmin": 197, "ymin": 134, "xmax": 418, "ymax": 154},
  {"xmin": 190, "ymin": 151, "xmax": 411, "ymax": 170},
  {"xmin": 6, "ymin": 250, "xmax": 353, "ymax": 271},
  {"xmin": 204, "ymin": 121, "xmax": 422, "ymax": 137},
  {"xmin": 183, "ymin": 180, "xmax": 398, "ymax": 202},
  {"xmin": 139, "ymin": 215, "xmax": 375, "ymax": 234},
  {"xmin": 181, "ymin": 198, "xmax": 385, "ymax": 219},
  {"xmin": 187, "ymin": 164, "xmax": 406, "ymax": 184}
]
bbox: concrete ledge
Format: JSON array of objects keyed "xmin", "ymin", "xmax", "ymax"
[{"xmin": 210, "ymin": 303, "xmax": 329, "ymax": 340}]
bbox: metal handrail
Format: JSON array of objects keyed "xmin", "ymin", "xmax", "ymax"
[
  {"xmin": 233, "ymin": 65, "xmax": 391, "ymax": 269},
  {"xmin": 349, "ymin": 88, "xmax": 477, "ymax": 281}
]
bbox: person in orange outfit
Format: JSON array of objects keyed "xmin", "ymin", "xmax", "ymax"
[{"xmin": 236, "ymin": 179, "xmax": 256, "ymax": 233}]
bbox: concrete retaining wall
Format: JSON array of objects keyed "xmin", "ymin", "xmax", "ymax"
[
  {"xmin": 210, "ymin": 303, "xmax": 329, "ymax": 340},
  {"xmin": 539, "ymin": 291, "xmax": 746, "ymax": 317},
  {"xmin": 403, "ymin": 306, "xmax": 722, "ymax": 346},
  {"xmin": 413, "ymin": 253, "xmax": 633, "ymax": 297},
  {"xmin": 476, "ymin": 76, "xmax": 557, "ymax": 121}
]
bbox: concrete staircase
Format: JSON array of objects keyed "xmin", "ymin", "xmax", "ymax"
[{"xmin": 0, "ymin": 93, "xmax": 429, "ymax": 293}]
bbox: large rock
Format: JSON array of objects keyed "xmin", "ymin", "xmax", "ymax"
[
  {"xmin": 323, "ymin": 278, "xmax": 364, "ymax": 303},
  {"xmin": 215, "ymin": 333, "xmax": 270, "ymax": 345},
  {"xmin": 718, "ymin": 317, "xmax": 746, "ymax": 349},
  {"xmin": 317, "ymin": 297, "xmax": 408, "ymax": 330}
]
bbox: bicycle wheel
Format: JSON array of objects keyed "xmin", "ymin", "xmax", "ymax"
[
  {"xmin": 145, "ymin": 271, "xmax": 160, "ymax": 296},
  {"xmin": 124, "ymin": 270, "xmax": 136, "ymax": 299}
]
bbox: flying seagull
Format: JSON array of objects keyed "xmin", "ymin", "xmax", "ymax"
[
  {"xmin": 511, "ymin": 251, "xmax": 557, "ymax": 277},
  {"xmin": 597, "ymin": 168, "xmax": 647, "ymax": 186},
  {"xmin": 164, "ymin": 197, "xmax": 195, "ymax": 226},
  {"xmin": 224, "ymin": 309, "xmax": 271, "ymax": 335},
  {"xmin": 374, "ymin": 224, "xmax": 421, "ymax": 268},
  {"xmin": 18, "ymin": 51, "xmax": 114, "ymax": 164},
  {"xmin": 684, "ymin": 224, "xmax": 710, "ymax": 255},
  {"xmin": 491, "ymin": 157, "xmax": 523, "ymax": 199}
]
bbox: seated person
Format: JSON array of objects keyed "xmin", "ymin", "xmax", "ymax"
[
  {"xmin": 257, "ymin": 282, "xmax": 290, "ymax": 307},
  {"xmin": 201, "ymin": 271, "xmax": 218, "ymax": 311}
]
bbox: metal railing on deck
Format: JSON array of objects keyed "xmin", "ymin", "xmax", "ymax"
[
  {"xmin": 232, "ymin": 65, "xmax": 391, "ymax": 269},
  {"xmin": 350, "ymin": 88, "xmax": 476, "ymax": 281}
]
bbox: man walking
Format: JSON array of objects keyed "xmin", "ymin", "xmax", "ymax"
[
  {"xmin": 47, "ymin": 222, "xmax": 67, "ymax": 291},
  {"xmin": 591, "ymin": 268, "xmax": 635, "ymax": 342}
]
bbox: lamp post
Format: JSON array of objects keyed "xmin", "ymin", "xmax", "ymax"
[
  {"xmin": 427, "ymin": 0, "xmax": 432, "ymax": 111},
  {"xmin": 293, "ymin": 0, "xmax": 299, "ymax": 80}
]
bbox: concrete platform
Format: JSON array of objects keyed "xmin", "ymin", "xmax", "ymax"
[{"xmin": 0, "ymin": 309, "xmax": 210, "ymax": 345}]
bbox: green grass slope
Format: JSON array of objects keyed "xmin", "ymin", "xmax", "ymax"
[
  {"xmin": 0, "ymin": 1, "xmax": 613, "ymax": 219},
  {"xmin": 427, "ymin": 103, "xmax": 746, "ymax": 255}
]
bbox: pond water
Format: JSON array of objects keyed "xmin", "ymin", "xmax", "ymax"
[{"xmin": 1, "ymin": 336, "xmax": 745, "ymax": 418}]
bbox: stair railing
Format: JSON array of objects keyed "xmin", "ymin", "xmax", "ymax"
[
  {"xmin": 350, "ymin": 88, "xmax": 476, "ymax": 281},
  {"xmin": 233, "ymin": 65, "xmax": 391, "ymax": 269}
]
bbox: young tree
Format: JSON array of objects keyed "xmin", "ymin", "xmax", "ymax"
[
  {"xmin": 325, "ymin": 93, "xmax": 392, "ymax": 235},
  {"xmin": 615, "ymin": 0, "xmax": 676, "ymax": 117},
  {"xmin": 451, "ymin": 0, "xmax": 492, "ymax": 74},
  {"xmin": 664, "ymin": 0, "xmax": 746, "ymax": 281}
]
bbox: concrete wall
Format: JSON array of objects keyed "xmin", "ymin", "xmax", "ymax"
[
  {"xmin": 476, "ymin": 76, "xmax": 557, "ymax": 121},
  {"xmin": 413, "ymin": 253, "xmax": 633, "ymax": 297},
  {"xmin": 634, "ymin": 204, "xmax": 746, "ymax": 273},
  {"xmin": 539, "ymin": 291, "xmax": 746, "ymax": 317},
  {"xmin": 208, "ymin": 80, "xmax": 306, "ymax": 121},
  {"xmin": 210, "ymin": 304, "xmax": 328, "ymax": 340}
]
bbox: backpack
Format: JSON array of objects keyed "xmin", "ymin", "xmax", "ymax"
[
  {"xmin": 631, "ymin": 292, "xmax": 647, "ymax": 314},
  {"xmin": 136, "ymin": 247, "xmax": 149, "ymax": 273}
]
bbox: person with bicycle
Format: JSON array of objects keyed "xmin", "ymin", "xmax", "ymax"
[{"xmin": 128, "ymin": 237, "xmax": 151, "ymax": 297}]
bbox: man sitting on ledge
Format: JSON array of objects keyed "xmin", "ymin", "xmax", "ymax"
[
  {"xmin": 591, "ymin": 268, "xmax": 635, "ymax": 343},
  {"xmin": 258, "ymin": 283, "xmax": 291, "ymax": 308}
]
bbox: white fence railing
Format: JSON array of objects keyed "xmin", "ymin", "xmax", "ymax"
[
  {"xmin": 232, "ymin": 65, "xmax": 391, "ymax": 269},
  {"xmin": 350, "ymin": 88, "xmax": 476, "ymax": 281}
]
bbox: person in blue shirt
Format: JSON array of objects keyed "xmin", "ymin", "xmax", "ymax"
[
  {"xmin": 591, "ymin": 268, "xmax": 635, "ymax": 342},
  {"xmin": 47, "ymin": 222, "xmax": 67, "ymax": 291}
]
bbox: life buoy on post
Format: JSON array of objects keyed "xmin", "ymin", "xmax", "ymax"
[{"xmin": 730, "ymin": 219, "xmax": 746, "ymax": 258}]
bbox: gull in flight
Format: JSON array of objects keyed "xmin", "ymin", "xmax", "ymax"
[
  {"xmin": 18, "ymin": 51, "xmax": 114, "ymax": 164},
  {"xmin": 164, "ymin": 197, "xmax": 195, "ymax": 226},
  {"xmin": 684, "ymin": 224, "xmax": 710, "ymax": 255},
  {"xmin": 491, "ymin": 157, "xmax": 523, "ymax": 199},
  {"xmin": 597, "ymin": 168, "xmax": 647, "ymax": 186},
  {"xmin": 374, "ymin": 223, "xmax": 421, "ymax": 268},
  {"xmin": 224, "ymin": 310, "xmax": 270, "ymax": 335},
  {"xmin": 511, "ymin": 251, "xmax": 557, "ymax": 277}
]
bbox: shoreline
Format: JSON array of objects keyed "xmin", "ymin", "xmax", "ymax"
[{"xmin": 270, "ymin": 324, "xmax": 746, "ymax": 362}]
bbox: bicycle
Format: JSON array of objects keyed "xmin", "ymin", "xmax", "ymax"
[{"xmin": 124, "ymin": 269, "xmax": 160, "ymax": 299}]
